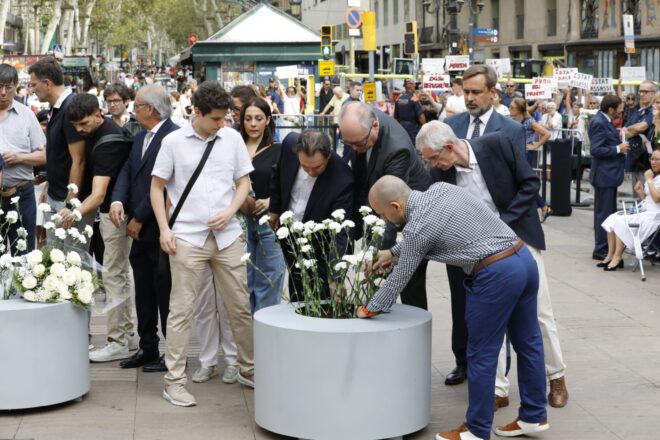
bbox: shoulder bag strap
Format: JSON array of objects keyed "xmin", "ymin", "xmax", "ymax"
[{"xmin": 168, "ymin": 137, "xmax": 217, "ymax": 228}]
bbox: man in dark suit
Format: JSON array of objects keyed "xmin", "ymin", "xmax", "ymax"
[
  {"xmin": 441, "ymin": 64, "xmax": 527, "ymax": 386},
  {"xmin": 589, "ymin": 94, "xmax": 629, "ymax": 260},
  {"xmin": 420, "ymin": 121, "xmax": 569, "ymax": 410},
  {"xmin": 340, "ymin": 101, "xmax": 432, "ymax": 310},
  {"xmin": 109, "ymin": 85, "xmax": 179, "ymax": 372},
  {"xmin": 268, "ymin": 130, "xmax": 354, "ymax": 300}
]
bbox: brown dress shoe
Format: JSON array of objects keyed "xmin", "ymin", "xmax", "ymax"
[
  {"xmin": 548, "ymin": 376, "xmax": 569, "ymax": 408},
  {"xmin": 494, "ymin": 395, "xmax": 510, "ymax": 411}
]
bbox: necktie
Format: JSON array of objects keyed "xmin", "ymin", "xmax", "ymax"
[
  {"xmin": 142, "ymin": 131, "xmax": 154, "ymax": 158},
  {"xmin": 471, "ymin": 118, "xmax": 481, "ymax": 139}
]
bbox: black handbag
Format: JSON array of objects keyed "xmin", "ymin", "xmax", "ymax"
[{"xmin": 158, "ymin": 137, "xmax": 217, "ymax": 273}]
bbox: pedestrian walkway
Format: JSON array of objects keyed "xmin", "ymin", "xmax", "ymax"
[{"xmin": 1, "ymin": 196, "xmax": 659, "ymax": 440}]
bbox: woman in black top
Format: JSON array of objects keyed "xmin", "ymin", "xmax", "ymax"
[{"xmin": 239, "ymin": 98, "xmax": 286, "ymax": 313}]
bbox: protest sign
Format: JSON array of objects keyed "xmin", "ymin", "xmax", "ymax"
[
  {"xmin": 569, "ymin": 72, "xmax": 593, "ymax": 90},
  {"xmin": 422, "ymin": 73, "xmax": 450, "ymax": 91},
  {"xmin": 422, "ymin": 58, "xmax": 445, "ymax": 74},
  {"xmin": 553, "ymin": 68, "xmax": 577, "ymax": 89},
  {"xmin": 485, "ymin": 58, "xmax": 511, "ymax": 78},
  {"xmin": 525, "ymin": 83, "xmax": 553, "ymax": 100},
  {"xmin": 620, "ymin": 66, "xmax": 646, "ymax": 82},
  {"xmin": 445, "ymin": 55, "xmax": 470, "ymax": 71},
  {"xmin": 532, "ymin": 77, "xmax": 558, "ymax": 94},
  {"xmin": 590, "ymin": 77, "xmax": 614, "ymax": 93},
  {"xmin": 275, "ymin": 64, "xmax": 299, "ymax": 79}
]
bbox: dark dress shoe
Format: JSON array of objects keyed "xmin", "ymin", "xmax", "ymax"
[
  {"xmin": 596, "ymin": 261, "xmax": 610, "ymax": 268},
  {"xmin": 119, "ymin": 349, "xmax": 159, "ymax": 369},
  {"xmin": 592, "ymin": 251, "xmax": 607, "ymax": 261},
  {"xmin": 604, "ymin": 260, "xmax": 624, "ymax": 271},
  {"xmin": 142, "ymin": 355, "xmax": 167, "ymax": 373},
  {"xmin": 445, "ymin": 365, "xmax": 467, "ymax": 385}
]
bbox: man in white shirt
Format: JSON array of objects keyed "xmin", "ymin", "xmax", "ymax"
[{"xmin": 151, "ymin": 81, "xmax": 254, "ymax": 407}]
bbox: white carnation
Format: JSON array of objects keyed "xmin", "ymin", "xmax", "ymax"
[
  {"xmin": 0, "ymin": 253, "xmax": 13, "ymax": 269},
  {"xmin": 16, "ymin": 239, "xmax": 27, "ymax": 251},
  {"xmin": 375, "ymin": 219, "xmax": 386, "ymax": 227},
  {"xmin": 300, "ymin": 244, "xmax": 312, "ymax": 253},
  {"xmin": 292, "ymin": 221, "xmax": 304, "ymax": 232},
  {"xmin": 26, "ymin": 250, "xmax": 43, "ymax": 266},
  {"xmin": 328, "ymin": 221, "xmax": 342, "ymax": 233},
  {"xmin": 280, "ymin": 211, "xmax": 293, "ymax": 224},
  {"xmin": 240, "ymin": 252, "xmax": 251, "ymax": 263},
  {"xmin": 331, "ymin": 209, "xmax": 345, "ymax": 221},
  {"xmin": 43, "ymin": 221, "xmax": 56, "ymax": 231},
  {"xmin": 38, "ymin": 203, "xmax": 52, "ymax": 213},
  {"xmin": 50, "ymin": 263, "xmax": 66, "ymax": 277},
  {"xmin": 76, "ymin": 285, "xmax": 93, "ymax": 304},
  {"xmin": 84, "ymin": 225, "xmax": 94, "ymax": 237},
  {"xmin": 22, "ymin": 275, "xmax": 37, "ymax": 290},
  {"xmin": 258, "ymin": 215, "xmax": 270, "ymax": 225},
  {"xmin": 81, "ymin": 271, "xmax": 93, "ymax": 284},
  {"xmin": 302, "ymin": 259, "xmax": 316, "ymax": 269},
  {"xmin": 304, "ymin": 220, "xmax": 316, "ymax": 231},
  {"xmin": 363, "ymin": 214, "xmax": 379, "ymax": 226},
  {"xmin": 341, "ymin": 220, "xmax": 355, "ymax": 229},
  {"xmin": 23, "ymin": 290, "xmax": 36, "ymax": 301},
  {"xmin": 67, "ymin": 183, "xmax": 79, "ymax": 194},
  {"xmin": 59, "ymin": 285, "xmax": 73, "ymax": 300},
  {"xmin": 356, "ymin": 251, "xmax": 373, "ymax": 262},
  {"xmin": 71, "ymin": 209, "xmax": 82, "ymax": 222},
  {"xmin": 312, "ymin": 223, "xmax": 326, "ymax": 232},
  {"xmin": 359, "ymin": 206, "xmax": 373, "ymax": 215},
  {"xmin": 51, "ymin": 213, "xmax": 63, "ymax": 224},
  {"xmin": 10, "ymin": 196, "xmax": 19, "ymax": 205},
  {"xmin": 296, "ymin": 237, "xmax": 308, "ymax": 244},
  {"xmin": 32, "ymin": 264, "xmax": 46, "ymax": 277},
  {"xmin": 342, "ymin": 254, "xmax": 359, "ymax": 266},
  {"xmin": 54, "ymin": 228, "xmax": 67, "ymax": 240},
  {"xmin": 62, "ymin": 269, "xmax": 79, "ymax": 286},
  {"xmin": 276, "ymin": 227, "xmax": 289, "ymax": 240},
  {"xmin": 334, "ymin": 262, "xmax": 348, "ymax": 271},
  {"xmin": 42, "ymin": 274, "xmax": 59, "ymax": 292},
  {"xmin": 50, "ymin": 248, "xmax": 65, "ymax": 263},
  {"xmin": 16, "ymin": 227, "xmax": 27, "ymax": 238},
  {"xmin": 66, "ymin": 252, "xmax": 82, "ymax": 267},
  {"xmin": 6, "ymin": 211, "xmax": 18, "ymax": 224},
  {"xmin": 371, "ymin": 226, "xmax": 385, "ymax": 236},
  {"xmin": 69, "ymin": 198, "xmax": 82, "ymax": 209},
  {"xmin": 77, "ymin": 235, "xmax": 87, "ymax": 244}
]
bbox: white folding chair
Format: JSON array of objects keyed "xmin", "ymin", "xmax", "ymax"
[{"xmin": 621, "ymin": 200, "xmax": 660, "ymax": 281}]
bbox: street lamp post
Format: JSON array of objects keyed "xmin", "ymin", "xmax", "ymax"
[{"xmin": 422, "ymin": 0, "xmax": 484, "ymax": 56}]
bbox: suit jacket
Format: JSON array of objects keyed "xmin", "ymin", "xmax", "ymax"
[
  {"xmin": 444, "ymin": 108, "xmax": 526, "ymax": 154},
  {"xmin": 270, "ymin": 132, "xmax": 354, "ymax": 242},
  {"xmin": 588, "ymin": 111, "xmax": 626, "ymax": 188},
  {"xmin": 112, "ymin": 118, "xmax": 179, "ymax": 242},
  {"xmin": 431, "ymin": 132, "xmax": 546, "ymax": 250},
  {"xmin": 350, "ymin": 109, "xmax": 432, "ymax": 247}
]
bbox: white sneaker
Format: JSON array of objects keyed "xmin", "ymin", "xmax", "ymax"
[
  {"xmin": 192, "ymin": 365, "xmax": 218, "ymax": 383},
  {"xmin": 494, "ymin": 418, "xmax": 549, "ymax": 437},
  {"xmin": 128, "ymin": 333, "xmax": 139, "ymax": 351},
  {"xmin": 222, "ymin": 365, "xmax": 239, "ymax": 384},
  {"xmin": 162, "ymin": 384, "xmax": 196, "ymax": 407},
  {"xmin": 89, "ymin": 341, "xmax": 130, "ymax": 362},
  {"xmin": 237, "ymin": 371, "xmax": 254, "ymax": 388}
]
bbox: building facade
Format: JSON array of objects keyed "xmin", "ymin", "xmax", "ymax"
[{"xmin": 416, "ymin": 0, "xmax": 660, "ymax": 81}]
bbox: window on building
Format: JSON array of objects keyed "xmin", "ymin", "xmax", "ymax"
[
  {"xmin": 515, "ymin": 0, "xmax": 524, "ymax": 39},
  {"xmin": 547, "ymin": 0, "xmax": 557, "ymax": 36},
  {"xmin": 491, "ymin": 0, "xmax": 499, "ymax": 31},
  {"xmin": 393, "ymin": 0, "xmax": 399, "ymax": 24},
  {"xmin": 580, "ymin": 0, "xmax": 598, "ymax": 39},
  {"xmin": 621, "ymin": 0, "xmax": 641, "ymax": 35},
  {"xmin": 384, "ymin": 0, "xmax": 389, "ymax": 26},
  {"xmin": 404, "ymin": 0, "xmax": 410, "ymax": 21}
]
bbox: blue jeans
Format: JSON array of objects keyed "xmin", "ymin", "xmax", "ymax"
[
  {"xmin": 246, "ymin": 216, "xmax": 285, "ymax": 313},
  {"xmin": 464, "ymin": 245, "xmax": 546, "ymax": 438},
  {"xmin": 0, "ymin": 181, "xmax": 36, "ymax": 254}
]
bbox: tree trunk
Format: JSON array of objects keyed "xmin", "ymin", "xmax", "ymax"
[
  {"xmin": 0, "ymin": 0, "xmax": 13, "ymax": 49},
  {"xmin": 41, "ymin": 0, "xmax": 63, "ymax": 54},
  {"xmin": 210, "ymin": 0, "xmax": 223, "ymax": 30},
  {"xmin": 79, "ymin": 0, "xmax": 95, "ymax": 53}
]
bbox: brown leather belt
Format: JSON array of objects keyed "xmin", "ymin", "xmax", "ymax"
[
  {"xmin": 473, "ymin": 240, "xmax": 524, "ymax": 276},
  {"xmin": 0, "ymin": 180, "xmax": 29, "ymax": 197}
]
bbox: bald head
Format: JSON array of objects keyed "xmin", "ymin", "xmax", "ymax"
[
  {"xmin": 369, "ymin": 175, "xmax": 412, "ymax": 216},
  {"xmin": 340, "ymin": 101, "xmax": 374, "ymax": 130}
]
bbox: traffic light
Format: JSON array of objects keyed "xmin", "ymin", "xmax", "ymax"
[
  {"xmin": 403, "ymin": 20, "xmax": 418, "ymax": 55},
  {"xmin": 321, "ymin": 25, "xmax": 333, "ymax": 60}
]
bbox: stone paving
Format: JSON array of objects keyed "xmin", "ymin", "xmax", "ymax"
[{"xmin": 1, "ymin": 184, "xmax": 660, "ymax": 440}]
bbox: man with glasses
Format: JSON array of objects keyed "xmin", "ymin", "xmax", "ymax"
[
  {"xmin": 339, "ymin": 101, "xmax": 432, "ymax": 310},
  {"xmin": 501, "ymin": 80, "xmax": 522, "ymax": 108},
  {"xmin": 28, "ymin": 56, "xmax": 86, "ymax": 223},
  {"xmin": 622, "ymin": 80, "xmax": 657, "ymax": 194},
  {"xmin": 104, "ymin": 82, "xmax": 134, "ymax": 128},
  {"xmin": 0, "ymin": 63, "xmax": 46, "ymax": 253}
]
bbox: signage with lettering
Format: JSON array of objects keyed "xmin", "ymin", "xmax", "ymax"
[
  {"xmin": 590, "ymin": 77, "xmax": 614, "ymax": 93},
  {"xmin": 553, "ymin": 68, "xmax": 578, "ymax": 89},
  {"xmin": 422, "ymin": 74, "xmax": 451, "ymax": 91},
  {"xmin": 532, "ymin": 76, "xmax": 558, "ymax": 94},
  {"xmin": 319, "ymin": 60, "xmax": 335, "ymax": 76},
  {"xmin": 445, "ymin": 55, "xmax": 470, "ymax": 71},
  {"xmin": 620, "ymin": 66, "xmax": 646, "ymax": 82},
  {"xmin": 363, "ymin": 81, "xmax": 377, "ymax": 102},
  {"xmin": 524, "ymin": 83, "xmax": 553, "ymax": 100},
  {"xmin": 568, "ymin": 72, "xmax": 593, "ymax": 90}
]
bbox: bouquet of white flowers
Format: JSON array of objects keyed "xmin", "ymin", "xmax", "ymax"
[{"xmin": 244, "ymin": 206, "xmax": 388, "ymax": 319}]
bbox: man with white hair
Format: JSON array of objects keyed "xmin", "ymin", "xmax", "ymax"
[
  {"xmin": 320, "ymin": 86, "xmax": 348, "ymax": 125},
  {"xmin": 359, "ymin": 175, "xmax": 548, "ymax": 440}
]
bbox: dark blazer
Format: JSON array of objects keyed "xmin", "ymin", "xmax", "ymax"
[
  {"xmin": 588, "ymin": 111, "xmax": 626, "ymax": 188},
  {"xmin": 444, "ymin": 108, "xmax": 526, "ymax": 154},
  {"xmin": 270, "ymin": 132, "xmax": 354, "ymax": 226},
  {"xmin": 350, "ymin": 109, "xmax": 432, "ymax": 247},
  {"xmin": 431, "ymin": 132, "xmax": 546, "ymax": 251},
  {"xmin": 112, "ymin": 118, "xmax": 179, "ymax": 242}
]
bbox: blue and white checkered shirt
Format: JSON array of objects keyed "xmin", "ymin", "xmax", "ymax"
[{"xmin": 367, "ymin": 182, "xmax": 519, "ymax": 312}]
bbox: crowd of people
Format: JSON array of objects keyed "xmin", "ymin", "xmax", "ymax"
[{"xmin": 2, "ymin": 54, "xmax": 660, "ymax": 440}]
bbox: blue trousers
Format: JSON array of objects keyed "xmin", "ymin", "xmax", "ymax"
[
  {"xmin": 246, "ymin": 216, "xmax": 285, "ymax": 313},
  {"xmin": 464, "ymin": 245, "xmax": 547, "ymax": 439},
  {"xmin": 593, "ymin": 186, "xmax": 617, "ymax": 255},
  {"xmin": 0, "ymin": 181, "xmax": 36, "ymax": 254}
]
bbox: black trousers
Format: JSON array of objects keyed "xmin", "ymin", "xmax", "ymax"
[
  {"xmin": 447, "ymin": 264, "xmax": 469, "ymax": 367},
  {"xmin": 129, "ymin": 239, "xmax": 171, "ymax": 357},
  {"xmin": 399, "ymin": 258, "xmax": 429, "ymax": 310},
  {"xmin": 593, "ymin": 186, "xmax": 617, "ymax": 256}
]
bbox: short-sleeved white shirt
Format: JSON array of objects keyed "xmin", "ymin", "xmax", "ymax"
[
  {"xmin": 152, "ymin": 123, "xmax": 254, "ymax": 250},
  {"xmin": 0, "ymin": 100, "xmax": 46, "ymax": 186}
]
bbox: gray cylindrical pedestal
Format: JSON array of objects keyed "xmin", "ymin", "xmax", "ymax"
[
  {"xmin": 254, "ymin": 304, "xmax": 432, "ymax": 440},
  {"xmin": 0, "ymin": 300, "xmax": 90, "ymax": 410}
]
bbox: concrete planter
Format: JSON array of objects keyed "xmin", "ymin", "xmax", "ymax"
[
  {"xmin": 254, "ymin": 303, "xmax": 432, "ymax": 440},
  {"xmin": 0, "ymin": 299, "xmax": 90, "ymax": 410}
]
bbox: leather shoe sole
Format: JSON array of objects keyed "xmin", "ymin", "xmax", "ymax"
[
  {"xmin": 142, "ymin": 356, "xmax": 167, "ymax": 373},
  {"xmin": 444, "ymin": 366, "xmax": 467, "ymax": 386},
  {"xmin": 119, "ymin": 350, "xmax": 159, "ymax": 369}
]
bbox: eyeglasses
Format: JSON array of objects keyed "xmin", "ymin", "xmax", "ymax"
[
  {"xmin": 106, "ymin": 99, "xmax": 124, "ymax": 105},
  {"xmin": 0, "ymin": 83, "xmax": 16, "ymax": 92},
  {"xmin": 506, "ymin": 85, "xmax": 516, "ymax": 88},
  {"xmin": 343, "ymin": 124, "xmax": 374, "ymax": 149},
  {"xmin": 133, "ymin": 102, "xmax": 151, "ymax": 110},
  {"xmin": 639, "ymin": 90, "xmax": 655, "ymax": 94}
]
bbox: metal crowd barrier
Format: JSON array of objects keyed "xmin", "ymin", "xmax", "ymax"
[
  {"xmin": 272, "ymin": 114, "xmax": 338, "ymax": 150},
  {"xmin": 540, "ymin": 128, "xmax": 590, "ymax": 207}
]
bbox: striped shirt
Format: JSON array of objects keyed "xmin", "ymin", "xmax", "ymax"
[{"xmin": 367, "ymin": 182, "xmax": 519, "ymax": 312}]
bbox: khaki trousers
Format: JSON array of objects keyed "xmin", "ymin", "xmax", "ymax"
[
  {"xmin": 164, "ymin": 233, "xmax": 253, "ymax": 386},
  {"xmin": 99, "ymin": 213, "xmax": 134, "ymax": 344}
]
